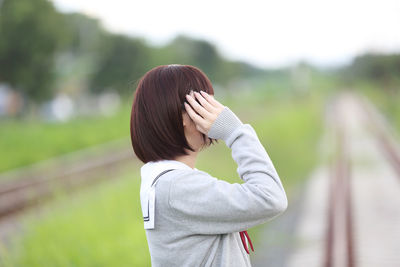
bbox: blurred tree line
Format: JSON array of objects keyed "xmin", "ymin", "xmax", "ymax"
[
  {"xmin": 0, "ymin": 0, "xmax": 263, "ymax": 115},
  {"xmin": 1, "ymin": 0, "xmax": 399, "ymax": 119},
  {"xmin": 339, "ymin": 53, "xmax": 400, "ymax": 92}
]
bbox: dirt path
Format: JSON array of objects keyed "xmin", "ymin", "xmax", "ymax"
[{"xmin": 253, "ymin": 91, "xmax": 400, "ymax": 267}]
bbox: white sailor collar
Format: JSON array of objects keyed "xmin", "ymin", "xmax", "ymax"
[{"xmin": 140, "ymin": 160, "xmax": 198, "ymax": 229}]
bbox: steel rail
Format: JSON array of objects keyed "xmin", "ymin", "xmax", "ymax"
[
  {"xmin": 0, "ymin": 147, "xmax": 134, "ymax": 220},
  {"xmin": 323, "ymin": 97, "xmax": 356, "ymax": 267}
]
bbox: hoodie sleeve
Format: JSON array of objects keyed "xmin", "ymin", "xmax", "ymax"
[{"xmin": 167, "ymin": 106, "xmax": 288, "ymax": 235}]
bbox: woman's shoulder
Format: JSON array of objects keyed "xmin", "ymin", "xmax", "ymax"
[
  {"xmin": 158, "ymin": 168, "xmax": 216, "ymax": 186},
  {"xmin": 153, "ymin": 169, "xmax": 215, "ymax": 208},
  {"xmin": 155, "ymin": 169, "xmax": 219, "ymax": 197}
]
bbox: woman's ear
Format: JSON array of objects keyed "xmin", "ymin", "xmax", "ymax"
[
  {"xmin": 182, "ymin": 110, "xmax": 195, "ymax": 128},
  {"xmin": 182, "ymin": 111, "xmax": 188, "ymax": 127}
]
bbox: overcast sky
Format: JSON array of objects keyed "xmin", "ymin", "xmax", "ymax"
[{"xmin": 52, "ymin": 0, "xmax": 400, "ymax": 69}]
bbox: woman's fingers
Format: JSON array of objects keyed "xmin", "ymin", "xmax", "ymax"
[
  {"xmin": 200, "ymin": 91, "xmax": 225, "ymax": 109},
  {"xmin": 184, "ymin": 90, "xmax": 227, "ymax": 135},
  {"xmin": 185, "ymin": 93, "xmax": 210, "ymax": 119},
  {"xmin": 193, "ymin": 91, "xmax": 217, "ymax": 113},
  {"xmin": 184, "ymin": 102, "xmax": 207, "ymax": 134}
]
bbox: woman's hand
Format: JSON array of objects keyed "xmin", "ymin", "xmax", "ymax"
[{"xmin": 184, "ymin": 90, "xmax": 226, "ymax": 136}]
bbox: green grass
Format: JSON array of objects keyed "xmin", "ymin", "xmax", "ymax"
[
  {"xmin": 0, "ymin": 90, "xmax": 324, "ymax": 266},
  {"xmin": 356, "ymin": 82, "xmax": 400, "ymax": 134},
  {"xmin": 0, "ymin": 163, "xmax": 149, "ymax": 267},
  {"xmin": 0, "ymin": 99, "xmax": 132, "ymax": 174}
]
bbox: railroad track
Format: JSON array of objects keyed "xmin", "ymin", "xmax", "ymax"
[
  {"xmin": 323, "ymin": 96, "xmax": 356, "ymax": 267},
  {"xmin": 0, "ymin": 138, "xmax": 135, "ymax": 221},
  {"xmin": 287, "ymin": 92, "xmax": 400, "ymax": 267},
  {"xmin": 323, "ymin": 92, "xmax": 400, "ymax": 267}
]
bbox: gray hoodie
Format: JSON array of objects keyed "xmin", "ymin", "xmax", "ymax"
[{"xmin": 139, "ymin": 106, "xmax": 288, "ymax": 267}]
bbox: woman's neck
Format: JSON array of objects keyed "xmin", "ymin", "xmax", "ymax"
[{"xmin": 173, "ymin": 151, "xmax": 198, "ymax": 169}]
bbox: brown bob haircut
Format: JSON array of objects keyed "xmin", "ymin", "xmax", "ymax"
[{"xmin": 130, "ymin": 64, "xmax": 218, "ymax": 164}]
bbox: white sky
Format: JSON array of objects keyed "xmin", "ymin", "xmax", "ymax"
[{"xmin": 52, "ymin": 0, "xmax": 400, "ymax": 69}]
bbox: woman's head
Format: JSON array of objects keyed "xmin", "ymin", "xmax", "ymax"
[{"xmin": 130, "ymin": 64, "xmax": 218, "ymax": 163}]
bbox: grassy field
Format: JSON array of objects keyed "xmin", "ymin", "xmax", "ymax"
[
  {"xmin": 357, "ymin": 83, "xmax": 400, "ymax": 134},
  {"xmin": 0, "ymin": 89, "xmax": 324, "ymax": 266},
  {"xmin": 0, "ymin": 98, "xmax": 132, "ymax": 174}
]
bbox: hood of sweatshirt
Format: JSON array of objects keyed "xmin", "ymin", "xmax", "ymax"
[{"xmin": 140, "ymin": 159, "xmax": 198, "ymax": 229}]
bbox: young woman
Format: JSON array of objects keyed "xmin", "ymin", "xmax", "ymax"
[{"xmin": 130, "ymin": 64, "xmax": 288, "ymax": 267}]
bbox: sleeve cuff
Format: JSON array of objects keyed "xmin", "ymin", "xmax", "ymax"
[{"xmin": 206, "ymin": 106, "xmax": 243, "ymax": 143}]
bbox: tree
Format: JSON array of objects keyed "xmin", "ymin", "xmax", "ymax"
[
  {"xmin": 154, "ymin": 35, "xmax": 221, "ymax": 82},
  {"xmin": 0, "ymin": 0, "xmax": 69, "ymax": 103},
  {"xmin": 150, "ymin": 35, "xmax": 265, "ymax": 86},
  {"xmin": 89, "ymin": 34, "xmax": 151, "ymax": 95},
  {"xmin": 345, "ymin": 53, "xmax": 400, "ymax": 89}
]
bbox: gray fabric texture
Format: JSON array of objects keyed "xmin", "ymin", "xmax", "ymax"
[
  {"xmin": 207, "ymin": 106, "xmax": 243, "ymax": 142},
  {"xmin": 143, "ymin": 106, "xmax": 288, "ymax": 267}
]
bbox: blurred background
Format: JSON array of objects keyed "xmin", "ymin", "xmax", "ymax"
[{"xmin": 0, "ymin": 0, "xmax": 399, "ymax": 266}]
